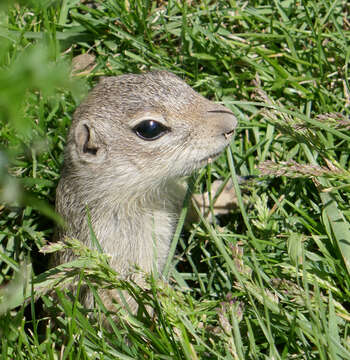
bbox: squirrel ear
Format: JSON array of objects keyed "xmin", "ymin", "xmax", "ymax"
[{"xmin": 74, "ymin": 122, "xmax": 107, "ymax": 163}]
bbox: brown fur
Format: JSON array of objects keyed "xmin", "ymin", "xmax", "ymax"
[{"xmin": 55, "ymin": 71, "xmax": 237, "ymax": 309}]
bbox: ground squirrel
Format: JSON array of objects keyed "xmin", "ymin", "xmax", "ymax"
[{"xmin": 55, "ymin": 71, "xmax": 237, "ymax": 309}]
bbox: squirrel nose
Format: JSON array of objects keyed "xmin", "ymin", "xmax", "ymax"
[{"xmin": 207, "ymin": 109, "xmax": 237, "ymax": 138}]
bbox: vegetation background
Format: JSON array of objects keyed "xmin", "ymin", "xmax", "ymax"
[{"xmin": 1, "ymin": 0, "xmax": 350, "ymax": 358}]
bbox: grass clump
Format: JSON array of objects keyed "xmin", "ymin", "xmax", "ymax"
[{"xmin": 1, "ymin": 0, "xmax": 350, "ymax": 359}]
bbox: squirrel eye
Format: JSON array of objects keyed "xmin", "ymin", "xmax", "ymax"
[{"xmin": 133, "ymin": 120, "xmax": 169, "ymax": 140}]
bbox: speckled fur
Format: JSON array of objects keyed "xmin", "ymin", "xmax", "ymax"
[{"xmin": 55, "ymin": 71, "xmax": 237, "ymax": 310}]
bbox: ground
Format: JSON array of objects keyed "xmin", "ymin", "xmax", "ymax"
[{"xmin": 0, "ymin": 1, "xmax": 350, "ymax": 359}]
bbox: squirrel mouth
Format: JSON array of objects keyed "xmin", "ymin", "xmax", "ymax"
[{"xmin": 200, "ymin": 150, "xmax": 223, "ymax": 165}]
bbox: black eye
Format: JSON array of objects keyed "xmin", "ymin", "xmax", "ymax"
[{"xmin": 133, "ymin": 120, "xmax": 169, "ymax": 140}]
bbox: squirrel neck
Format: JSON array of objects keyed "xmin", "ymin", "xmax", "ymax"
[{"xmin": 57, "ymin": 174, "xmax": 185, "ymax": 275}]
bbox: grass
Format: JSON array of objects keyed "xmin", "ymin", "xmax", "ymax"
[{"xmin": 1, "ymin": 0, "xmax": 350, "ymax": 358}]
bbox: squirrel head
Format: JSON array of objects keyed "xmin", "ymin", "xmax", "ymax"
[{"xmin": 65, "ymin": 71, "xmax": 237, "ymax": 193}]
